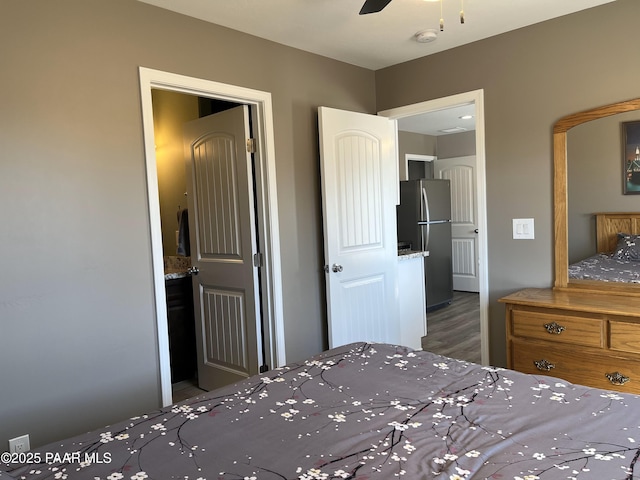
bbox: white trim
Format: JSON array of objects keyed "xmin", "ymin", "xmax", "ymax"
[
  {"xmin": 138, "ymin": 67, "xmax": 285, "ymax": 406},
  {"xmin": 379, "ymin": 89, "xmax": 490, "ymax": 366},
  {"xmin": 402, "ymin": 153, "xmax": 437, "ymax": 181}
]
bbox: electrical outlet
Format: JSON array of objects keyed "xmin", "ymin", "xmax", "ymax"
[{"xmin": 8, "ymin": 434, "xmax": 30, "ymax": 453}]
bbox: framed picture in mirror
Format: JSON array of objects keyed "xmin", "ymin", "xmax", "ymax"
[{"xmin": 623, "ymin": 120, "xmax": 640, "ymax": 194}]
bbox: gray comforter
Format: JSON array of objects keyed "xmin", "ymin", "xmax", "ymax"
[
  {"xmin": 569, "ymin": 253, "xmax": 640, "ymax": 283},
  {"xmin": 2, "ymin": 342, "xmax": 640, "ymax": 479}
]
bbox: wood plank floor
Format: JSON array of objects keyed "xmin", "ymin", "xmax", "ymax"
[{"xmin": 421, "ymin": 291, "xmax": 481, "ymax": 363}]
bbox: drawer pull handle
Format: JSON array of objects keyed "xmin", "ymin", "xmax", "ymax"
[
  {"xmin": 534, "ymin": 359, "xmax": 555, "ymax": 371},
  {"xmin": 543, "ymin": 322, "xmax": 566, "ymax": 334},
  {"xmin": 605, "ymin": 372, "xmax": 630, "ymax": 386}
]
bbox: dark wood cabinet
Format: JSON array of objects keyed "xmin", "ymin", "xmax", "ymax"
[{"xmin": 166, "ymin": 277, "xmax": 197, "ymax": 384}]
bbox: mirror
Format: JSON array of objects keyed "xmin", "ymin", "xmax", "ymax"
[
  {"xmin": 567, "ymin": 110, "xmax": 640, "ymax": 264},
  {"xmin": 554, "ymin": 98, "xmax": 640, "ymax": 293}
]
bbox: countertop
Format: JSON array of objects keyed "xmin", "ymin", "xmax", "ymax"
[
  {"xmin": 165, "ymin": 269, "xmax": 190, "ymax": 280},
  {"xmin": 164, "ymin": 255, "xmax": 191, "ymax": 280},
  {"xmin": 397, "ymin": 250, "xmax": 429, "ymax": 261}
]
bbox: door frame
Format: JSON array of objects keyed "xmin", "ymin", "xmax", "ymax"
[
  {"xmin": 138, "ymin": 67, "xmax": 285, "ymax": 406},
  {"xmin": 401, "ymin": 153, "xmax": 436, "ymax": 181},
  {"xmin": 379, "ymin": 89, "xmax": 489, "ymax": 365}
]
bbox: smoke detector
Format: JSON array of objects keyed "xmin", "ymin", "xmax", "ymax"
[{"xmin": 414, "ymin": 29, "xmax": 438, "ymax": 43}]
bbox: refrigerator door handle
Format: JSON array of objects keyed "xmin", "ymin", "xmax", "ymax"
[
  {"xmin": 418, "ymin": 222, "xmax": 431, "ymax": 252},
  {"xmin": 421, "ymin": 187, "xmax": 430, "ymax": 223},
  {"xmin": 422, "ymin": 223, "xmax": 430, "ymax": 251},
  {"xmin": 418, "ymin": 220, "xmax": 450, "ymax": 225}
]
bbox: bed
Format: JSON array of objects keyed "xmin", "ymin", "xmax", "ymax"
[
  {"xmin": 569, "ymin": 212, "xmax": 640, "ymax": 283},
  {"xmin": 2, "ymin": 342, "xmax": 640, "ymax": 479}
]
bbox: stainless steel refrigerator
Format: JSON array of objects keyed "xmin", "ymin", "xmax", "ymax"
[{"xmin": 397, "ymin": 179, "xmax": 453, "ymax": 311}]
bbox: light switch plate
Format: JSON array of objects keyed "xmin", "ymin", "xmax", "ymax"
[{"xmin": 513, "ymin": 218, "xmax": 535, "ymax": 239}]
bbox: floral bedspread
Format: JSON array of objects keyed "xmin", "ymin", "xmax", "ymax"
[
  {"xmin": 569, "ymin": 253, "xmax": 640, "ymax": 283},
  {"xmin": 2, "ymin": 342, "xmax": 640, "ymax": 479}
]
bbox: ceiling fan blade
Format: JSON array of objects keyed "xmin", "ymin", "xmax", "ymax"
[{"xmin": 359, "ymin": 0, "xmax": 393, "ymax": 15}]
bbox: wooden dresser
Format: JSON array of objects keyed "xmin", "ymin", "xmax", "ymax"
[{"xmin": 500, "ymin": 288, "xmax": 640, "ymax": 394}]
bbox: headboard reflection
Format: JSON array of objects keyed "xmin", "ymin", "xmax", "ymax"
[{"xmin": 596, "ymin": 212, "xmax": 640, "ymax": 253}]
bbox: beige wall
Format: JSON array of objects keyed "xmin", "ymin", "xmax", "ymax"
[
  {"xmin": 0, "ymin": 0, "xmax": 375, "ymax": 449},
  {"xmin": 398, "ymin": 131, "xmax": 436, "ymax": 179},
  {"xmin": 438, "ymin": 131, "xmax": 475, "ymax": 159},
  {"xmin": 398, "ymin": 130, "xmax": 475, "ymax": 180},
  {"xmin": 375, "ymin": 0, "xmax": 640, "ymax": 365},
  {"xmin": 399, "ymin": 131, "xmax": 436, "ymax": 159}
]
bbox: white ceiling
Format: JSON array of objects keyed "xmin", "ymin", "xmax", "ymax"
[
  {"xmin": 138, "ymin": 0, "xmax": 614, "ymax": 135},
  {"xmin": 138, "ymin": 0, "xmax": 614, "ymax": 70},
  {"xmin": 396, "ymin": 104, "xmax": 476, "ymax": 136}
]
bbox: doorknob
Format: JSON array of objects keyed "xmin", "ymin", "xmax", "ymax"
[
  {"xmin": 332, "ymin": 264, "xmax": 344, "ymax": 273},
  {"xmin": 187, "ymin": 266, "xmax": 200, "ymax": 276},
  {"xmin": 474, "ymin": 229, "xmax": 479, "ymax": 234}
]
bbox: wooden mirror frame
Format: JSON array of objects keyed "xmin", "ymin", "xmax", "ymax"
[{"xmin": 553, "ymin": 97, "xmax": 640, "ymax": 293}]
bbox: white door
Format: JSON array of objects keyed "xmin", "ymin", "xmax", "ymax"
[
  {"xmin": 318, "ymin": 107, "xmax": 400, "ymax": 348},
  {"xmin": 435, "ymin": 155, "xmax": 479, "ymax": 292},
  {"xmin": 183, "ymin": 105, "xmax": 261, "ymax": 391}
]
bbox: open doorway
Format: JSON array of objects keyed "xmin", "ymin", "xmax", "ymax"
[
  {"xmin": 153, "ymin": 92, "xmax": 266, "ymax": 400},
  {"xmin": 379, "ymin": 89, "xmax": 489, "ymax": 365},
  {"xmin": 139, "ymin": 68, "xmax": 285, "ymax": 406}
]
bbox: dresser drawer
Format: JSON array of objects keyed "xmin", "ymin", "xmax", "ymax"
[
  {"xmin": 510, "ymin": 308, "xmax": 604, "ymax": 348},
  {"xmin": 610, "ymin": 319, "xmax": 640, "ymax": 354},
  {"xmin": 511, "ymin": 340, "xmax": 640, "ymax": 395}
]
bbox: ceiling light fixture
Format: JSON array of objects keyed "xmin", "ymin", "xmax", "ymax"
[{"xmin": 459, "ymin": 115, "xmax": 474, "ymax": 120}]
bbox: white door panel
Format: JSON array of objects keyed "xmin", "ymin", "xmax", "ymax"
[
  {"xmin": 332, "ymin": 274, "xmax": 389, "ymax": 347},
  {"xmin": 319, "ymin": 107, "xmax": 399, "ymax": 348},
  {"xmin": 435, "ymin": 156, "xmax": 479, "ymax": 292},
  {"xmin": 184, "ymin": 105, "xmax": 260, "ymax": 391}
]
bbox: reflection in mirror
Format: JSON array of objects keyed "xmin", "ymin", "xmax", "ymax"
[
  {"xmin": 567, "ymin": 110, "xmax": 640, "ymax": 264},
  {"xmin": 554, "ymin": 97, "xmax": 640, "ymax": 292}
]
